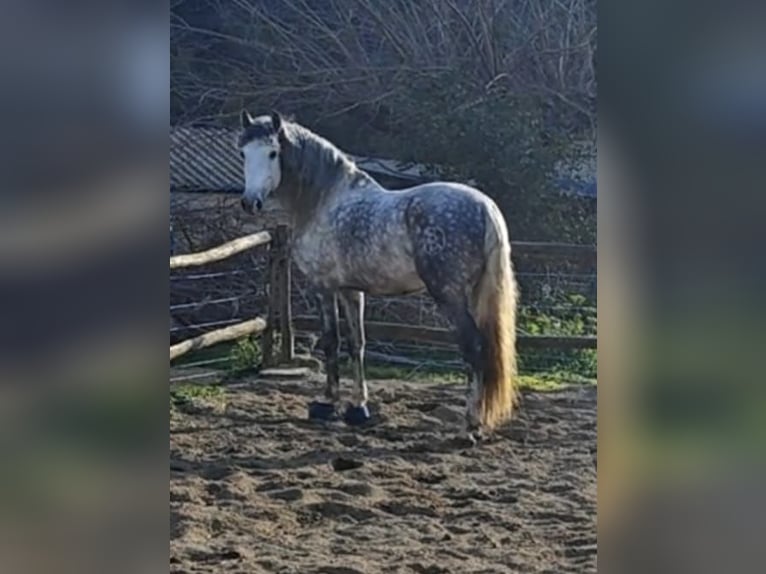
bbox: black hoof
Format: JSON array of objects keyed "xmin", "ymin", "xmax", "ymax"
[
  {"xmin": 454, "ymin": 427, "xmax": 485, "ymax": 448},
  {"xmin": 344, "ymin": 404, "xmax": 371, "ymax": 426},
  {"xmin": 308, "ymin": 401, "xmax": 338, "ymax": 421}
]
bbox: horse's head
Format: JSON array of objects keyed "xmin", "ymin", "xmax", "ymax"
[{"xmin": 238, "ymin": 110, "xmax": 284, "ymax": 214}]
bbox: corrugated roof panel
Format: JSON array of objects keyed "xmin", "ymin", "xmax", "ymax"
[
  {"xmin": 170, "ymin": 125, "xmax": 429, "ymax": 193},
  {"xmin": 170, "ymin": 125, "xmax": 595, "ymax": 198},
  {"xmin": 170, "ymin": 126, "xmax": 244, "ymax": 192}
]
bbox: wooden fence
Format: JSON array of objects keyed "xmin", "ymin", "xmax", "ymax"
[
  {"xmin": 169, "ymin": 226, "xmax": 293, "ymax": 365},
  {"xmin": 169, "ymin": 225, "xmax": 596, "ymax": 370}
]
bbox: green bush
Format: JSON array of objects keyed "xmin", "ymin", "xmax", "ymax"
[
  {"xmin": 228, "ymin": 337, "xmax": 262, "ymax": 373},
  {"xmin": 358, "ymin": 71, "xmax": 595, "ymax": 243}
]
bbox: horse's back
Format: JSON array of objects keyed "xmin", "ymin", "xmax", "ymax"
[{"xmin": 295, "ymin": 180, "xmax": 500, "ymax": 295}]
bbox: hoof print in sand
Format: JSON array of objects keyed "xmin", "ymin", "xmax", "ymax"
[
  {"xmin": 331, "ymin": 457, "xmax": 364, "ymax": 472},
  {"xmin": 308, "ymin": 401, "xmax": 338, "ymax": 421},
  {"xmin": 445, "ymin": 435, "xmax": 481, "ymax": 450},
  {"xmin": 343, "ymin": 404, "xmax": 371, "ymax": 426}
]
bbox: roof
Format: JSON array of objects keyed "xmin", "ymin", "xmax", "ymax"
[
  {"xmin": 170, "ymin": 125, "xmax": 428, "ymax": 193},
  {"xmin": 170, "ymin": 125, "xmax": 595, "ymax": 197},
  {"xmin": 171, "ymin": 126, "xmax": 244, "ymax": 193}
]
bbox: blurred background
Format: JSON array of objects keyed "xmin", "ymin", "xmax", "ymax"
[
  {"xmin": 0, "ymin": 1, "xmax": 168, "ymax": 573},
  {"xmin": 0, "ymin": 0, "xmax": 764, "ymax": 572},
  {"xmin": 600, "ymin": 1, "xmax": 766, "ymax": 572}
]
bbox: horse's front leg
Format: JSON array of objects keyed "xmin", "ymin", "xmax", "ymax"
[
  {"xmin": 339, "ymin": 289, "xmax": 371, "ymax": 425},
  {"xmin": 339, "ymin": 289, "xmax": 367, "ymax": 407},
  {"xmin": 316, "ymin": 290, "xmax": 341, "ymax": 405}
]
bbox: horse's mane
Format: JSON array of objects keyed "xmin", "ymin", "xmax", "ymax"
[{"xmin": 279, "ymin": 121, "xmax": 371, "ymax": 223}]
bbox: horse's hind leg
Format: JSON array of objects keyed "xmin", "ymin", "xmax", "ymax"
[
  {"xmin": 450, "ymin": 304, "xmax": 485, "ymax": 437},
  {"xmin": 339, "ymin": 289, "xmax": 367, "ymax": 407},
  {"xmin": 316, "ymin": 290, "xmax": 341, "ymax": 404},
  {"xmin": 430, "ymin": 294, "xmax": 484, "ymax": 436}
]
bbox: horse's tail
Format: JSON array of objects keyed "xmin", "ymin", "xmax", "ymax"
[{"xmin": 471, "ymin": 201, "xmax": 519, "ymax": 430}]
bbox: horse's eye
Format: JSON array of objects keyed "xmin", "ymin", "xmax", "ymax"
[{"xmin": 269, "ymin": 151, "xmax": 277, "ymax": 160}]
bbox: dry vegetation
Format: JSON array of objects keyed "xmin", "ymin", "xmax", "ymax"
[
  {"xmin": 171, "ymin": 0, "xmax": 595, "ymax": 131},
  {"xmin": 171, "ymin": 0, "xmax": 597, "ymax": 243}
]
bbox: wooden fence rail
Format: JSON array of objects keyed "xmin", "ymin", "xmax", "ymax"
[
  {"xmin": 170, "ymin": 318, "xmax": 267, "ymax": 360},
  {"xmin": 511, "ymin": 241, "xmax": 597, "ymax": 265},
  {"xmin": 169, "ymin": 225, "xmax": 292, "ymax": 365},
  {"xmin": 169, "ymin": 231, "xmax": 272, "ymax": 269},
  {"xmin": 169, "ymin": 225, "xmax": 596, "ymax": 372},
  {"xmin": 292, "ymin": 316, "xmax": 596, "ymax": 350}
]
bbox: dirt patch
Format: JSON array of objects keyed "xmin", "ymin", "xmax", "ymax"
[{"xmin": 170, "ymin": 375, "xmax": 596, "ymax": 573}]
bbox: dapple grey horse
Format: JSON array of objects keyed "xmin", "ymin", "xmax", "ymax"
[{"xmin": 238, "ymin": 111, "xmax": 519, "ymax": 439}]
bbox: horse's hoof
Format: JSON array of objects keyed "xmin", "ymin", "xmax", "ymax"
[
  {"xmin": 459, "ymin": 429, "xmax": 485, "ymax": 448},
  {"xmin": 344, "ymin": 404, "xmax": 371, "ymax": 426},
  {"xmin": 308, "ymin": 401, "xmax": 338, "ymax": 421}
]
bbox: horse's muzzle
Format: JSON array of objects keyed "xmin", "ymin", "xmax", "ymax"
[{"xmin": 240, "ymin": 197, "xmax": 263, "ymax": 214}]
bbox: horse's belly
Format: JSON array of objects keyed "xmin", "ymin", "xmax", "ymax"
[
  {"xmin": 355, "ymin": 264, "xmax": 425, "ymax": 296},
  {"xmin": 293, "ymin": 239, "xmax": 345, "ymax": 286},
  {"xmin": 294, "ymin": 237, "xmax": 424, "ymax": 295},
  {"xmin": 294, "ymin": 196, "xmax": 426, "ymax": 295}
]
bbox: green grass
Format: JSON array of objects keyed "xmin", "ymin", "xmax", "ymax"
[
  {"xmin": 171, "ymin": 382, "xmax": 225, "ymax": 402},
  {"xmin": 172, "ymin": 339, "xmax": 595, "ymax": 393},
  {"xmin": 342, "ymin": 362, "xmax": 465, "ymax": 384},
  {"xmin": 517, "ymin": 372, "xmax": 595, "ymax": 391},
  {"xmin": 342, "ymin": 360, "xmax": 595, "ymax": 391},
  {"xmin": 170, "ymin": 382, "xmax": 226, "ymax": 413},
  {"xmin": 171, "ymin": 301, "xmax": 597, "ymax": 391},
  {"xmin": 228, "ymin": 337, "xmax": 262, "ymax": 372}
]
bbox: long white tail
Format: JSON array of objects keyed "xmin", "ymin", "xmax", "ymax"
[{"xmin": 471, "ymin": 202, "xmax": 519, "ymax": 430}]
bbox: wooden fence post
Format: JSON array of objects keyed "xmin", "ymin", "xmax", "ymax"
[
  {"xmin": 262, "ymin": 230, "xmax": 280, "ymax": 368},
  {"xmin": 276, "ymin": 225, "xmax": 294, "ymax": 363}
]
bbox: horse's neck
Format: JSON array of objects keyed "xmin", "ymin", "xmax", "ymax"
[
  {"xmin": 279, "ymin": 125, "xmax": 381, "ymax": 228},
  {"xmin": 279, "ymin": 176, "xmax": 342, "ymax": 232},
  {"xmin": 283, "ymin": 168, "xmax": 376, "ymax": 231}
]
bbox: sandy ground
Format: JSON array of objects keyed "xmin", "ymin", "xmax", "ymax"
[{"xmin": 170, "ymin": 374, "xmax": 596, "ymax": 573}]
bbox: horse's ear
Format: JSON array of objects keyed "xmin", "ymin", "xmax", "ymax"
[
  {"xmin": 271, "ymin": 111, "xmax": 283, "ymax": 133},
  {"xmin": 240, "ymin": 109, "xmax": 253, "ymax": 128}
]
